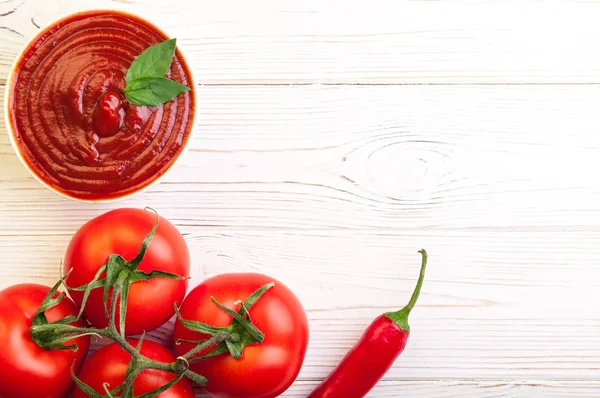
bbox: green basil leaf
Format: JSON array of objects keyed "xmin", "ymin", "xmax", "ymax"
[
  {"xmin": 125, "ymin": 38, "xmax": 177, "ymax": 84},
  {"xmin": 124, "ymin": 77, "xmax": 190, "ymax": 106}
]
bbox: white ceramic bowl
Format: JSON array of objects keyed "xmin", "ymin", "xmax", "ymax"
[{"xmin": 4, "ymin": 10, "xmax": 197, "ymax": 203}]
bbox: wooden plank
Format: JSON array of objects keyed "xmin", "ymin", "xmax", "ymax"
[
  {"xmin": 1, "ymin": 0, "xmax": 599, "ymax": 394},
  {"xmin": 2, "ymin": 0, "xmax": 600, "ymax": 84},
  {"xmin": 232, "ymin": 380, "xmax": 600, "ymax": 398},
  {"xmin": 1, "ymin": 84, "xmax": 600, "ymax": 232},
  {"xmin": 2, "ymin": 229, "xmax": 600, "ymax": 381}
]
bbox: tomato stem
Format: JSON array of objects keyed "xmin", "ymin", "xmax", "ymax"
[
  {"xmin": 176, "ymin": 282, "xmax": 275, "ymax": 361},
  {"xmin": 120, "ymin": 366, "xmax": 141, "ymax": 397},
  {"xmin": 29, "ymin": 209, "xmax": 215, "ymax": 396},
  {"xmin": 108, "ymin": 287, "xmax": 119, "ymax": 333},
  {"xmin": 30, "ymin": 263, "xmax": 209, "ymax": 396},
  {"xmin": 181, "ymin": 331, "xmax": 233, "ymax": 361},
  {"xmin": 102, "ymin": 382, "xmax": 116, "ymax": 398}
]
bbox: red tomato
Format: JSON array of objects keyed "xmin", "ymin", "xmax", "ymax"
[
  {"xmin": 0, "ymin": 283, "xmax": 90, "ymax": 398},
  {"xmin": 64, "ymin": 208, "xmax": 190, "ymax": 335},
  {"xmin": 73, "ymin": 339, "xmax": 194, "ymax": 398},
  {"xmin": 173, "ymin": 273, "xmax": 309, "ymax": 398}
]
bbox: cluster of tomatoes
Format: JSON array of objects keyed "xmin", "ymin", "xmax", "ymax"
[{"xmin": 0, "ymin": 208, "xmax": 309, "ymax": 398}]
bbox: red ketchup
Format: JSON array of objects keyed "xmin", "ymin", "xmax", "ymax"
[{"xmin": 7, "ymin": 10, "xmax": 195, "ymax": 200}]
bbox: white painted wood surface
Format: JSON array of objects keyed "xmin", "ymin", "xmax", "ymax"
[{"xmin": 1, "ymin": 0, "xmax": 600, "ymax": 397}]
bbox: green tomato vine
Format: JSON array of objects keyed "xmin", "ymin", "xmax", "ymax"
[{"xmin": 29, "ymin": 209, "xmax": 273, "ymax": 398}]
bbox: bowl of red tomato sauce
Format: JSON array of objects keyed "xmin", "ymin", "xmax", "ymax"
[{"xmin": 4, "ymin": 10, "xmax": 196, "ymax": 202}]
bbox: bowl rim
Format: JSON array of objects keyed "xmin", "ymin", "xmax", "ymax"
[{"xmin": 3, "ymin": 8, "xmax": 198, "ymax": 204}]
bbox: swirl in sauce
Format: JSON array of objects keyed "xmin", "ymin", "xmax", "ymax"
[{"xmin": 7, "ymin": 10, "xmax": 195, "ymax": 200}]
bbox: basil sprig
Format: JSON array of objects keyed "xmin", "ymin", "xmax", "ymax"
[{"xmin": 124, "ymin": 38, "xmax": 190, "ymax": 106}]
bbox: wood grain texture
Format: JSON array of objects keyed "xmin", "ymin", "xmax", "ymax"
[
  {"xmin": 1, "ymin": 0, "xmax": 600, "ymax": 397},
  {"xmin": 222, "ymin": 381, "xmax": 600, "ymax": 398},
  {"xmin": 3, "ymin": 0, "xmax": 600, "ymax": 84},
  {"xmin": 2, "ymin": 229, "xmax": 600, "ymax": 384},
  {"xmin": 1, "ymin": 85, "xmax": 600, "ymax": 233}
]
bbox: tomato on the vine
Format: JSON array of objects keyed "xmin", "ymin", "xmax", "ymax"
[
  {"xmin": 73, "ymin": 339, "xmax": 194, "ymax": 398},
  {"xmin": 0, "ymin": 283, "xmax": 90, "ymax": 398},
  {"xmin": 173, "ymin": 273, "xmax": 309, "ymax": 398},
  {"xmin": 64, "ymin": 208, "xmax": 190, "ymax": 335}
]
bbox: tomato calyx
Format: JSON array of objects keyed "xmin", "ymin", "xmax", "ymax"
[
  {"xmin": 34, "ymin": 285, "xmax": 209, "ymax": 398},
  {"xmin": 29, "ymin": 276, "xmax": 209, "ymax": 397},
  {"xmin": 30, "ymin": 277, "xmax": 100, "ymax": 351},
  {"xmin": 71, "ymin": 334, "xmax": 195, "ymax": 398},
  {"xmin": 66, "ymin": 207, "xmax": 189, "ymax": 339},
  {"xmin": 175, "ymin": 282, "xmax": 275, "ymax": 361},
  {"xmin": 28, "ymin": 208, "xmax": 211, "ymax": 398}
]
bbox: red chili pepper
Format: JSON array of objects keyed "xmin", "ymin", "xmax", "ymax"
[{"xmin": 308, "ymin": 249, "xmax": 428, "ymax": 398}]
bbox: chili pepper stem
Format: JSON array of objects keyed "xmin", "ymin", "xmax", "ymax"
[{"xmin": 384, "ymin": 249, "xmax": 428, "ymax": 332}]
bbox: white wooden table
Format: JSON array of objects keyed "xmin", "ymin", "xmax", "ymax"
[{"xmin": 2, "ymin": 1, "xmax": 600, "ymax": 397}]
